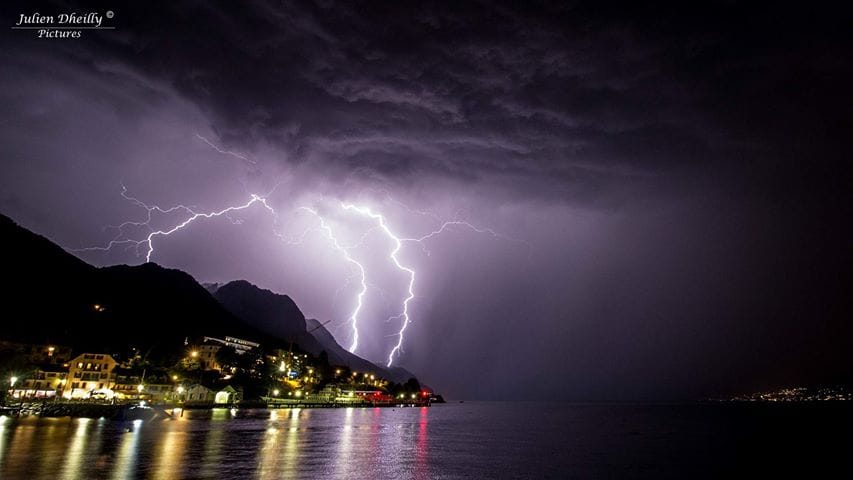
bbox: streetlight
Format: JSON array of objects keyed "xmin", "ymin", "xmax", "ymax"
[
  {"xmin": 273, "ymin": 389, "xmax": 280, "ymax": 396},
  {"xmin": 10, "ymin": 376, "xmax": 17, "ymax": 388}
]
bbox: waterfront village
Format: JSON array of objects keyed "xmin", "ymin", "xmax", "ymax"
[
  {"xmin": 0, "ymin": 334, "xmax": 436, "ymax": 415},
  {"xmin": 722, "ymin": 386, "xmax": 852, "ymax": 402}
]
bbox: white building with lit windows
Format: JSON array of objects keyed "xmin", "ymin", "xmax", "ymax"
[{"xmin": 62, "ymin": 353, "xmax": 118, "ymax": 399}]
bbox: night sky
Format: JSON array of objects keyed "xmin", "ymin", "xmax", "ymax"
[{"xmin": 1, "ymin": 1, "xmax": 850, "ymax": 400}]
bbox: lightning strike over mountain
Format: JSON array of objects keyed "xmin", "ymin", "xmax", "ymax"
[
  {"xmin": 75, "ymin": 184, "xmax": 377, "ymax": 356},
  {"xmin": 297, "ymin": 207, "xmax": 369, "ymax": 354},
  {"xmin": 341, "ymin": 203, "xmax": 416, "ymax": 367},
  {"xmin": 77, "ymin": 184, "xmax": 521, "ymax": 368}
]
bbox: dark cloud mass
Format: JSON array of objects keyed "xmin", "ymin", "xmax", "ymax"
[{"xmin": 0, "ymin": 0, "xmax": 850, "ymax": 400}]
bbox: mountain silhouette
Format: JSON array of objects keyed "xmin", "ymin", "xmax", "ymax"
[
  {"xmin": 0, "ymin": 212, "xmax": 418, "ymax": 383},
  {"xmin": 0, "ymin": 213, "xmax": 282, "ymax": 357},
  {"xmin": 213, "ymin": 280, "xmax": 417, "ymax": 382}
]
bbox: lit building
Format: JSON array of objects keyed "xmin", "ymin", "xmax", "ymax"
[
  {"xmin": 306, "ymin": 385, "xmax": 340, "ymax": 403},
  {"xmin": 270, "ymin": 349, "xmax": 309, "ymax": 379},
  {"xmin": 138, "ymin": 384, "xmax": 174, "ymax": 403},
  {"xmin": 203, "ymin": 336, "xmax": 260, "ymax": 353},
  {"xmin": 197, "ymin": 341, "xmax": 222, "ymax": 371},
  {"xmin": 63, "ymin": 353, "xmax": 118, "ymax": 399},
  {"xmin": 214, "ymin": 385, "xmax": 242, "ymax": 404},
  {"xmin": 181, "ymin": 384, "xmax": 215, "ymax": 402},
  {"xmin": 111, "ymin": 368, "xmax": 143, "ymax": 400},
  {"xmin": 10, "ymin": 364, "xmax": 68, "ymax": 399},
  {"xmin": 190, "ymin": 335, "xmax": 261, "ymax": 371},
  {"xmin": 112, "ymin": 368, "xmax": 174, "ymax": 402}
]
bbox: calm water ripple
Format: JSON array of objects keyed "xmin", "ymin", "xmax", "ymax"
[{"xmin": 0, "ymin": 402, "xmax": 850, "ymax": 479}]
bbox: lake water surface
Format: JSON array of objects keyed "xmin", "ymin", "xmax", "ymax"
[{"xmin": 1, "ymin": 402, "xmax": 850, "ymax": 479}]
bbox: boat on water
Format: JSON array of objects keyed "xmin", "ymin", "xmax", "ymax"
[{"xmin": 117, "ymin": 405, "xmax": 161, "ymax": 421}]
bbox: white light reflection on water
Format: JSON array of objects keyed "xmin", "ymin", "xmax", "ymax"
[
  {"xmin": 258, "ymin": 410, "xmax": 282, "ymax": 479},
  {"xmin": 4, "ymin": 416, "xmax": 35, "ymax": 476},
  {"xmin": 153, "ymin": 420, "xmax": 187, "ymax": 480},
  {"xmin": 31, "ymin": 420, "xmax": 60, "ymax": 479},
  {"xmin": 111, "ymin": 419, "xmax": 142, "ymax": 480},
  {"xmin": 197, "ymin": 409, "xmax": 227, "ymax": 479},
  {"xmin": 335, "ymin": 407, "xmax": 355, "ymax": 478},
  {"xmin": 0, "ymin": 416, "xmax": 7, "ymax": 469},
  {"xmin": 60, "ymin": 418, "xmax": 92, "ymax": 480},
  {"xmin": 283, "ymin": 408, "xmax": 301, "ymax": 475}
]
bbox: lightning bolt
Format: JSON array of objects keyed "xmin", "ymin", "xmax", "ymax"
[
  {"xmin": 195, "ymin": 134, "xmax": 256, "ymax": 164},
  {"xmin": 341, "ymin": 203, "xmax": 415, "ymax": 367},
  {"xmin": 336, "ymin": 199, "xmax": 525, "ymax": 366},
  {"xmin": 78, "ymin": 184, "xmax": 522, "ymax": 369},
  {"xmin": 403, "ymin": 220, "xmax": 529, "ymax": 256},
  {"xmin": 372, "ymin": 187, "xmax": 530, "ymax": 256},
  {"xmin": 76, "ymin": 185, "xmax": 372, "ymax": 355},
  {"xmin": 76, "ymin": 185, "xmax": 193, "ymax": 257},
  {"xmin": 297, "ymin": 207, "xmax": 368, "ymax": 354},
  {"xmin": 75, "ymin": 191, "xmax": 274, "ymax": 262}
]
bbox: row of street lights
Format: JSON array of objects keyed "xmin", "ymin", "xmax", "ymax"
[{"xmin": 270, "ymin": 389, "xmax": 302, "ymax": 397}]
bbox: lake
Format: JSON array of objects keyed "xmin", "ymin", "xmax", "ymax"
[{"xmin": 1, "ymin": 402, "xmax": 850, "ymax": 479}]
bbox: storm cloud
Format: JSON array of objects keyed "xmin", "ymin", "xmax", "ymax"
[{"xmin": 1, "ymin": 0, "xmax": 850, "ymax": 400}]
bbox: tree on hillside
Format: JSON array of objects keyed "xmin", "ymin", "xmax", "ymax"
[
  {"xmin": 216, "ymin": 346, "xmax": 242, "ymax": 373},
  {"xmin": 404, "ymin": 377, "xmax": 421, "ymax": 392}
]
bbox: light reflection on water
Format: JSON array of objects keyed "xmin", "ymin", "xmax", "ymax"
[
  {"xmin": 2, "ymin": 403, "xmax": 849, "ymax": 479},
  {"xmin": 153, "ymin": 419, "xmax": 185, "ymax": 480},
  {"xmin": 112, "ymin": 419, "xmax": 141, "ymax": 480},
  {"xmin": 0, "ymin": 406, "xmax": 435, "ymax": 480},
  {"xmin": 334, "ymin": 407, "xmax": 353, "ymax": 479},
  {"xmin": 61, "ymin": 418, "xmax": 92, "ymax": 479}
]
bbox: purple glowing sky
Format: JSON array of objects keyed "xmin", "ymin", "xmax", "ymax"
[{"xmin": 1, "ymin": 1, "xmax": 850, "ymax": 400}]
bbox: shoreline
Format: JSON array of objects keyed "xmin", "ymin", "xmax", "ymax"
[{"xmin": 1, "ymin": 399, "xmax": 436, "ymax": 420}]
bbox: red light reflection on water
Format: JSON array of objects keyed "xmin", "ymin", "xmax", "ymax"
[{"xmin": 415, "ymin": 407, "xmax": 429, "ymax": 479}]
